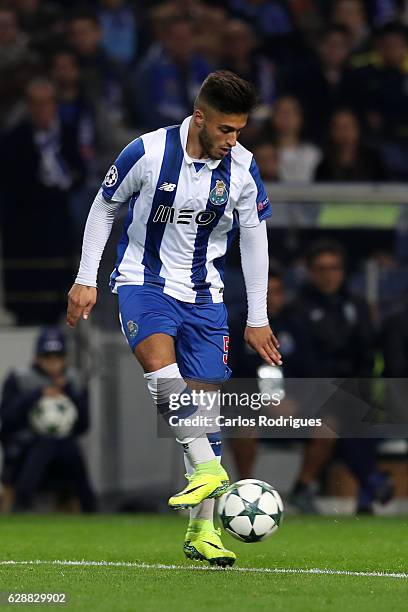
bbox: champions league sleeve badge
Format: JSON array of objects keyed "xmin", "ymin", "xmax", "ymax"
[
  {"xmin": 104, "ymin": 165, "xmax": 119, "ymax": 187},
  {"xmin": 209, "ymin": 180, "xmax": 229, "ymax": 206}
]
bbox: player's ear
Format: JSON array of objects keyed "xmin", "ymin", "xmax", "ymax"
[{"xmin": 193, "ymin": 108, "xmax": 205, "ymax": 128}]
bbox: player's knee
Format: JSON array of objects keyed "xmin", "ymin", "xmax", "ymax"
[
  {"xmin": 142, "ymin": 357, "xmax": 175, "ymax": 374},
  {"xmin": 144, "ymin": 363, "xmax": 186, "ymax": 407}
]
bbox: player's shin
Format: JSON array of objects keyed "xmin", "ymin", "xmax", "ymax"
[
  {"xmin": 144, "ymin": 363, "xmax": 216, "ymax": 465},
  {"xmin": 183, "ymin": 431, "xmax": 222, "ymax": 528}
]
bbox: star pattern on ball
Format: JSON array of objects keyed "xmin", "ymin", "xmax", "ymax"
[{"xmin": 218, "ymin": 480, "xmax": 284, "ymax": 543}]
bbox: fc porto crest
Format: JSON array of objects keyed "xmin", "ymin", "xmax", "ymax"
[
  {"xmin": 209, "ymin": 180, "xmax": 229, "ymax": 206},
  {"xmin": 127, "ymin": 320, "xmax": 138, "ymax": 339}
]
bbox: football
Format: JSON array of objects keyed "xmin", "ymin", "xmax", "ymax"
[
  {"xmin": 217, "ymin": 479, "xmax": 284, "ymax": 543},
  {"xmin": 29, "ymin": 394, "xmax": 78, "ymax": 438}
]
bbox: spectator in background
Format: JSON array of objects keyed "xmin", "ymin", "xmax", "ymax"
[
  {"xmin": 230, "ymin": 269, "xmax": 315, "ymax": 379},
  {"xmin": 220, "ymin": 19, "xmax": 276, "ymax": 124},
  {"xmin": 289, "ymin": 240, "xmax": 393, "ymax": 513},
  {"xmin": 0, "ymin": 5, "xmax": 40, "ymax": 132},
  {"xmin": 229, "ymin": 0, "xmax": 305, "ymax": 62},
  {"xmin": 0, "ymin": 79, "xmax": 83, "ymax": 325},
  {"xmin": 371, "ymin": 0, "xmax": 400, "ymax": 26},
  {"xmin": 68, "ymin": 9, "xmax": 127, "ymax": 125},
  {"xmin": 381, "ymin": 300, "xmax": 408, "ymax": 438},
  {"xmin": 12, "ymin": 0, "xmax": 65, "ymax": 55},
  {"xmin": 281, "ymin": 24, "xmax": 356, "ymax": 143},
  {"xmin": 97, "ymin": 0, "xmax": 137, "ymax": 66},
  {"xmin": 288, "ymin": 0, "xmax": 325, "ymax": 40},
  {"xmin": 253, "ymin": 142, "xmax": 279, "ymax": 182},
  {"xmin": 331, "ymin": 0, "xmax": 372, "ymax": 58},
  {"xmin": 228, "ymin": 269, "xmax": 315, "ymax": 479},
  {"xmin": 228, "ymin": 0, "xmax": 293, "ymax": 40},
  {"xmin": 315, "ymin": 108, "xmax": 387, "ymax": 181},
  {"xmin": 50, "ymin": 49, "xmax": 97, "ymax": 175},
  {"xmin": 194, "ymin": 4, "xmax": 226, "ymax": 66},
  {"xmin": 49, "ymin": 49, "xmax": 101, "ymax": 243},
  {"xmin": 133, "ymin": 16, "xmax": 211, "ymax": 130},
  {"xmin": 350, "ymin": 249, "xmax": 408, "ymax": 322},
  {"xmin": 265, "ymin": 96, "xmax": 321, "ymax": 182},
  {"xmin": 383, "ymin": 302, "xmax": 408, "ymax": 377},
  {"xmin": 351, "ymin": 22, "xmax": 408, "ymax": 179},
  {"xmin": 0, "ymin": 327, "xmax": 96, "ymax": 512}
]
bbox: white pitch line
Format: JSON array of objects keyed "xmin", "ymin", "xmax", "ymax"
[{"xmin": 0, "ymin": 560, "xmax": 407, "ymax": 580}]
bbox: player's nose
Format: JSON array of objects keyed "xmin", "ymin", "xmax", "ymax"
[{"xmin": 226, "ymin": 134, "xmax": 237, "ymax": 147}]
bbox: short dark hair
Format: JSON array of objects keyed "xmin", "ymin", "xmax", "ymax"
[
  {"xmin": 195, "ymin": 70, "xmax": 257, "ymax": 115},
  {"xmin": 306, "ymin": 239, "xmax": 346, "ymax": 268},
  {"xmin": 321, "ymin": 23, "xmax": 350, "ymax": 42},
  {"xmin": 376, "ymin": 21, "xmax": 408, "ymax": 42},
  {"xmin": 68, "ymin": 8, "xmax": 100, "ymax": 26}
]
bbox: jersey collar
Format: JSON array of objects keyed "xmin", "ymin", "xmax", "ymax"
[{"xmin": 180, "ymin": 116, "xmax": 223, "ymax": 170}]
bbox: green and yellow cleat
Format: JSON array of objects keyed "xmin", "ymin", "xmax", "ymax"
[
  {"xmin": 184, "ymin": 522, "xmax": 236, "ymax": 568},
  {"xmin": 168, "ymin": 462, "xmax": 229, "ymax": 510}
]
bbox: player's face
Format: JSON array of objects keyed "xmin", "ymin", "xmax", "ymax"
[
  {"xmin": 333, "ymin": 0, "xmax": 365, "ymax": 31},
  {"xmin": 331, "ymin": 111, "xmax": 359, "ymax": 147},
  {"xmin": 309, "ymin": 253, "xmax": 345, "ymax": 295},
  {"xmin": 52, "ymin": 53, "xmax": 79, "ymax": 86},
  {"xmin": 27, "ymin": 85, "xmax": 57, "ymax": 130},
  {"xmin": 379, "ymin": 34, "xmax": 407, "ymax": 69},
  {"xmin": 195, "ymin": 107, "xmax": 248, "ymax": 160},
  {"xmin": 69, "ymin": 18, "xmax": 101, "ymax": 56},
  {"xmin": 319, "ymin": 32, "xmax": 349, "ymax": 69},
  {"xmin": 36, "ymin": 354, "xmax": 66, "ymax": 378},
  {"xmin": 0, "ymin": 10, "xmax": 17, "ymax": 46},
  {"xmin": 273, "ymin": 97, "xmax": 303, "ymax": 136}
]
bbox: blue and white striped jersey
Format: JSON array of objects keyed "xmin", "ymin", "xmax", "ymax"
[{"xmin": 103, "ymin": 116, "xmax": 271, "ymax": 304}]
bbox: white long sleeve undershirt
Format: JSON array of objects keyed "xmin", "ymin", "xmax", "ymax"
[
  {"xmin": 240, "ymin": 222, "xmax": 269, "ymax": 327},
  {"xmin": 75, "ymin": 189, "xmax": 120, "ymax": 287}
]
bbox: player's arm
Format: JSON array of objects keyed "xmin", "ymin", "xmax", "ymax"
[
  {"xmin": 240, "ymin": 222, "xmax": 281, "ymax": 366},
  {"xmin": 67, "ymin": 137, "xmax": 146, "ymax": 328},
  {"xmin": 67, "ymin": 190, "xmax": 119, "ymax": 328},
  {"xmin": 236, "ymin": 156, "xmax": 281, "ymax": 366}
]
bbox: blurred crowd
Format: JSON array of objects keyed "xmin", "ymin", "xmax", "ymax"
[
  {"xmin": 2, "ymin": 1, "xmax": 408, "ymax": 180},
  {"xmin": 0, "ymin": 0, "xmax": 408, "ymax": 323}
]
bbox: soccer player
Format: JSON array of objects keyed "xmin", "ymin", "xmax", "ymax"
[{"xmin": 67, "ymin": 71, "xmax": 282, "ymax": 566}]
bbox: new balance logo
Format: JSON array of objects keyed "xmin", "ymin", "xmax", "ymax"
[{"xmin": 158, "ymin": 182, "xmax": 177, "ymax": 192}]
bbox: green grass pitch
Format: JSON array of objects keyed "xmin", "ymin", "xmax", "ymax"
[{"xmin": 0, "ymin": 514, "xmax": 407, "ymax": 611}]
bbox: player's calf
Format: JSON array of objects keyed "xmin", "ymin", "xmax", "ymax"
[{"xmin": 143, "ymin": 363, "xmax": 229, "ymax": 506}]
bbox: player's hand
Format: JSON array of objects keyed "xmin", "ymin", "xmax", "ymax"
[
  {"xmin": 42, "ymin": 386, "xmax": 60, "ymax": 397},
  {"xmin": 244, "ymin": 325, "xmax": 282, "ymax": 366},
  {"xmin": 67, "ymin": 284, "xmax": 97, "ymax": 328},
  {"xmin": 53, "ymin": 375, "xmax": 67, "ymax": 390}
]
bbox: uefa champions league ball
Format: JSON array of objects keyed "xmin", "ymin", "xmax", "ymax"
[
  {"xmin": 29, "ymin": 394, "xmax": 78, "ymax": 438},
  {"xmin": 217, "ymin": 479, "xmax": 284, "ymax": 543}
]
